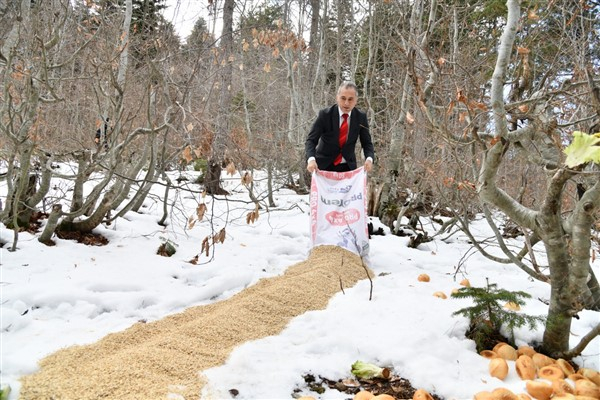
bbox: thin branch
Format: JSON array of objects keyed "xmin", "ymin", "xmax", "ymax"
[{"xmin": 556, "ymin": 322, "xmax": 600, "ymax": 360}]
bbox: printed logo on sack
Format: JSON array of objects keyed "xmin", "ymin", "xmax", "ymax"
[
  {"xmin": 320, "ymin": 193, "xmax": 362, "ymax": 207},
  {"xmin": 325, "ymin": 209, "xmax": 361, "ymax": 226},
  {"xmin": 326, "ymin": 185, "xmax": 352, "ymax": 194}
]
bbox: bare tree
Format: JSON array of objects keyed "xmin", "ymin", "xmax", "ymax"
[
  {"xmin": 205, "ymin": 0, "xmax": 235, "ymax": 195},
  {"xmin": 476, "ymin": 0, "xmax": 600, "ymax": 357},
  {"xmin": 1, "ymin": 0, "xmax": 196, "ymax": 246},
  {"xmin": 354, "ymin": 0, "xmax": 599, "ymax": 358},
  {"xmin": 1, "ymin": 0, "xmax": 76, "ymax": 248}
]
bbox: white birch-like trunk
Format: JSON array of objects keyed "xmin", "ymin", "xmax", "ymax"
[{"xmin": 117, "ymin": 0, "xmax": 132, "ymax": 90}]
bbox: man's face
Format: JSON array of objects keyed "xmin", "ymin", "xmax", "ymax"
[{"xmin": 336, "ymin": 87, "xmax": 357, "ymax": 114}]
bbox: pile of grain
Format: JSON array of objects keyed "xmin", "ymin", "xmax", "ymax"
[{"xmin": 19, "ymin": 245, "xmax": 372, "ymax": 400}]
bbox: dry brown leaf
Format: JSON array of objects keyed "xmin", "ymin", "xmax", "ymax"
[
  {"xmin": 182, "ymin": 146, "xmax": 193, "ymax": 163},
  {"xmin": 213, "ymin": 228, "xmax": 226, "ymax": 244},
  {"xmin": 469, "ymin": 101, "xmax": 488, "ymax": 111},
  {"xmin": 458, "ymin": 180, "xmax": 476, "ymax": 191},
  {"xmin": 226, "ymin": 162, "xmax": 236, "ymax": 175},
  {"xmin": 446, "ymin": 100, "xmax": 456, "ymax": 116},
  {"xmin": 456, "ymin": 88, "xmax": 468, "ymax": 103},
  {"xmin": 186, "ymin": 123, "xmax": 194, "ymax": 132},
  {"xmin": 340, "ymin": 378, "xmax": 360, "ymax": 388},
  {"xmin": 263, "ymin": 62, "xmax": 271, "ymax": 73},
  {"xmin": 196, "ymin": 203, "xmax": 207, "ymax": 221},
  {"xmin": 528, "ymin": 10, "xmax": 540, "ymax": 21},
  {"xmin": 201, "ymin": 236, "xmax": 210, "ymax": 257},
  {"xmin": 246, "ymin": 206, "xmax": 259, "ymax": 225},
  {"xmin": 241, "ymin": 172, "xmax": 253, "ymax": 186}
]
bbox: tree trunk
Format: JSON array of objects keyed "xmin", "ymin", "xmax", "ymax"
[
  {"xmin": 60, "ymin": 182, "xmax": 123, "ymax": 233},
  {"xmin": 39, "ymin": 204, "xmax": 63, "ymax": 244},
  {"xmin": 308, "ymin": 0, "xmax": 320, "ymax": 88},
  {"xmin": 205, "ymin": 161, "xmax": 229, "ymax": 195},
  {"xmin": 267, "ymin": 162, "xmax": 276, "ymax": 207},
  {"xmin": 70, "ymin": 152, "xmax": 92, "ymax": 213},
  {"xmin": 207, "ymin": 0, "xmax": 234, "ymax": 195},
  {"xmin": 537, "ymin": 211, "xmax": 573, "ymax": 355},
  {"xmin": 10, "ymin": 174, "xmax": 37, "ymax": 229},
  {"xmin": 568, "ymin": 180, "xmax": 600, "ymax": 310},
  {"xmin": 477, "ymin": 0, "xmax": 600, "ymax": 357},
  {"xmin": 130, "ymin": 164, "xmax": 160, "ymax": 214},
  {"xmin": 158, "ymin": 172, "xmax": 172, "ymax": 227}
]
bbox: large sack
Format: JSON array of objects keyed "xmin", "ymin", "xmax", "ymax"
[{"xmin": 309, "ymin": 167, "xmax": 369, "ymax": 257}]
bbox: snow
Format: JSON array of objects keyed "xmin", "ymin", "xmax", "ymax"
[{"xmin": 1, "ymin": 166, "xmax": 599, "ymax": 399}]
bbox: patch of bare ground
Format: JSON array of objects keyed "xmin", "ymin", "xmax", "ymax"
[
  {"xmin": 55, "ymin": 230, "xmax": 109, "ymax": 246},
  {"xmin": 297, "ymin": 374, "xmax": 444, "ymax": 400}
]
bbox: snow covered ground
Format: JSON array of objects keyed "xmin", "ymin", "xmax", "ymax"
[{"xmin": 1, "ymin": 165, "xmax": 599, "ymax": 399}]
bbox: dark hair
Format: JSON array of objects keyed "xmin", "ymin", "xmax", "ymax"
[{"xmin": 337, "ymin": 81, "xmax": 358, "ymax": 96}]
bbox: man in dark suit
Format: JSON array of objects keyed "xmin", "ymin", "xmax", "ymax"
[{"xmin": 305, "ymin": 81, "xmax": 375, "ymax": 173}]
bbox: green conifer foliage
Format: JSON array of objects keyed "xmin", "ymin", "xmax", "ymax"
[{"xmin": 451, "ymin": 279, "xmax": 545, "ymax": 352}]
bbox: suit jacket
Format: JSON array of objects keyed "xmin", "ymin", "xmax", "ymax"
[{"xmin": 305, "ymin": 105, "xmax": 375, "ymax": 171}]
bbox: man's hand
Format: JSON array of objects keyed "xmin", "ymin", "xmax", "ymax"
[
  {"xmin": 364, "ymin": 159, "xmax": 373, "ymax": 173},
  {"xmin": 307, "ymin": 159, "xmax": 318, "ymax": 173}
]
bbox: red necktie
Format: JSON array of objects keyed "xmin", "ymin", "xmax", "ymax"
[{"xmin": 334, "ymin": 113, "xmax": 348, "ymax": 165}]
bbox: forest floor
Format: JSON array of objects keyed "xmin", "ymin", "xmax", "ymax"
[{"xmin": 17, "ymin": 245, "xmax": 433, "ymax": 400}]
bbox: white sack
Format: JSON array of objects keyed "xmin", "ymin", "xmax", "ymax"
[{"xmin": 309, "ymin": 167, "xmax": 369, "ymax": 257}]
